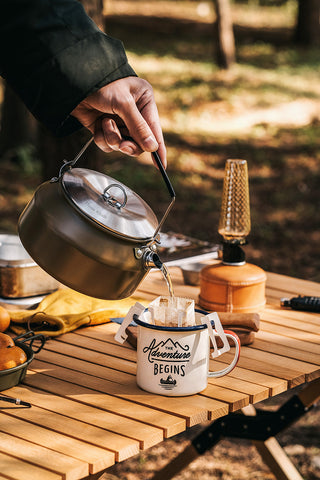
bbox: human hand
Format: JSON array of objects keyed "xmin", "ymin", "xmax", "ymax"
[{"xmin": 71, "ymin": 76, "xmax": 167, "ymax": 168}]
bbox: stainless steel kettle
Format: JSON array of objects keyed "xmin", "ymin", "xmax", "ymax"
[{"xmin": 18, "ymin": 138, "xmax": 175, "ymax": 300}]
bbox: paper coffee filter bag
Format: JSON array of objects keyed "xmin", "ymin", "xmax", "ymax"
[{"xmin": 148, "ymin": 296, "xmax": 195, "ymax": 327}]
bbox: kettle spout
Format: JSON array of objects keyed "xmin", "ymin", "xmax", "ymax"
[{"xmin": 144, "ymin": 251, "xmax": 163, "ymax": 269}]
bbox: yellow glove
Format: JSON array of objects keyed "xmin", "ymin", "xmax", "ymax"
[{"xmin": 9, "ymin": 288, "xmax": 145, "ymax": 337}]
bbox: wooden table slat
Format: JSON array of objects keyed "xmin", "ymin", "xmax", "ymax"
[
  {"xmin": 263, "ymin": 305, "xmax": 320, "ymax": 327},
  {"xmin": 259, "ymin": 319, "xmax": 320, "ymax": 348},
  {"xmin": 39, "ymin": 325, "xmax": 284, "ymax": 407},
  {"xmin": 43, "ymin": 340, "xmax": 136, "ymax": 375},
  {"xmin": 30, "ymin": 358, "xmax": 185, "ymax": 439},
  {"xmin": 0, "ymin": 451, "xmax": 62, "ymax": 480},
  {"xmin": 0, "ymin": 402, "xmax": 128, "ymax": 463},
  {"xmin": 261, "ymin": 312, "xmax": 320, "ymax": 335},
  {"xmin": 56, "ymin": 333, "xmax": 138, "ymax": 362},
  {"xmin": 33, "ymin": 343, "xmax": 231, "ymax": 426},
  {"xmin": 256, "ymin": 329, "xmax": 320, "ymax": 356},
  {"xmin": 198, "ymin": 383, "xmax": 249, "ymax": 411},
  {"xmin": 223, "ymin": 345, "xmax": 320, "ymax": 381},
  {"xmin": 44, "ymin": 343, "xmax": 251, "ymax": 412},
  {"xmin": 75, "ymin": 322, "xmax": 133, "ymax": 348},
  {"xmin": 0, "ymin": 267, "xmax": 319, "ymax": 480},
  {"xmin": 215, "ymin": 350, "xmax": 306, "ymax": 387},
  {"xmin": 212, "ymin": 359, "xmax": 288, "ymax": 395},
  {"xmin": 243, "ymin": 347, "xmax": 320, "ymax": 377},
  {"xmin": 0, "ymin": 413, "xmax": 114, "ymax": 475},
  {"xmin": 37, "ymin": 346, "xmax": 135, "ymax": 385},
  {"xmin": 207, "ymin": 373, "xmax": 269, "ymax": 404},
  {"xmin": 28, "ymin": 361, "xmax": 228, "ymax": 428},
  {"xmin": 265, "ymin": 272, "xmax": 320, "ymax": 297},
  {"xmin": 22, "ymin": 371, "xmax": 164, "ymax": 450},
  {"xmin": 45, "ymin": 337, "xmax": 259, "ymax": 416},
  {"xmin": 1, "ymin": 385, "xmax": 140, "ymax": 462},
  {"xmin": 0, "ymin": 431, "xmax": 88, "ymax": 480},
  {"xmin": 252, "ymin": 335, "xmax": 320, "ymax": 366}
]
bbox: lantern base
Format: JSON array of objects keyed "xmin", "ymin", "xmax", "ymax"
[{"xmin": 198, "ymin": 262, "xmax": 266, "ymax": 313}]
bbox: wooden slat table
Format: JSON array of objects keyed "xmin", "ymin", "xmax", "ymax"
[{"xmin": 0, "ymin": 266, "xmax": 319, "ymax": 480}]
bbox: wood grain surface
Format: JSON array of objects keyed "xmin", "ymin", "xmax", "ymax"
[{"xmin": 0, "ymin": 266, "xmax": 319, "ymax": 480}]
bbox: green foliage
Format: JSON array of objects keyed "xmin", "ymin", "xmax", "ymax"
[{"xmin": 0, "ymin": 144, "xmax": 40, "ymax": 175}]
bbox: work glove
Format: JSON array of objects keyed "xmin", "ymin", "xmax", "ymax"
[{"xmin": 9, "ymin": 288, "xmax": 145, "ymax": 337}]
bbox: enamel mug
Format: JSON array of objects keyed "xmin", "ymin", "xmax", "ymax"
[{"xmin": 115, "ymin": 303, "xmax": 240, "ymax": 396}]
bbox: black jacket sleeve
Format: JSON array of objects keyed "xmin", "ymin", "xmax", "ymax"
[{"xmin": 0, "ymin": 0, "xmax": 137, "ymax": 135}]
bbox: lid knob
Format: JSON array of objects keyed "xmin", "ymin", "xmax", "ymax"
[{"xmin": 102, "ymin": 183, "xmax": 127, "ymax": 210}]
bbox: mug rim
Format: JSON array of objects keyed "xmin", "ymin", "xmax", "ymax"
[{"xmin": 133, "ymin": 308, "xmax": 213, "ymax": 332}]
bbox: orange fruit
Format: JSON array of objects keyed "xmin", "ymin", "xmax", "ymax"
[
  {"xmin": 0, "ymin": 306, "xmax": 10, "ymax": 332},
  {"xmin": 0, "ymin": 332, "xmax": 14, "ymax": 348},
  {"xmin": 0, "ymin": 344, "xmax": 27, "ymax": 370}
]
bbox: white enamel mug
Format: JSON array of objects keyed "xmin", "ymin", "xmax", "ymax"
[{"xmin": 115, "ymin": 304, "xmax": 240, "ymax": 396}]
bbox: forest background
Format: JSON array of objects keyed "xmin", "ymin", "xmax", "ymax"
[
  {"xmin": 0, "ymin": 1, "xmax": 319, "ymax": 479},
  {"xmin": 0, "ymin": 0, "xmax": 319, "ymax": 282}
]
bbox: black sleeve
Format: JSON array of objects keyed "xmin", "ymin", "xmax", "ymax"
[{"xmin": 0, "ymin": 0, "xmax": 137, "ymax": 135}]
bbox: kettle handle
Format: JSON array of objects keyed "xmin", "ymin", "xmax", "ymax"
[
  {"xmin": 56, "ymin": 136, "xmax": 95, "ymax": 178},
  {"xmin": 151, "ymin": 150, "xmax": 176, "ymax": 238},
  {"xmin": 61, "ymin": 136, "xmax": 176, "ymax": 239}
]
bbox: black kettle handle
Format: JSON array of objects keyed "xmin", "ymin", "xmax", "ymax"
[
  {"xmin": 151, "ymin": 150, "xmax": 176, "ymax": 237},
  {"xmin": 151, "ymin": 150, "xmax": 175, "ymax": 199},
  {"xmin": 62, "ymin": 137, "xmax": 175, "ymax": 196},
  {"xmin": 123, "ymin": 134, "xmax": 176, "ymax": 201}
]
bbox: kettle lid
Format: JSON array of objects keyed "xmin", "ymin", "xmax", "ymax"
[{"xmin": 62, "ymin": 168, "xmax": 158, "ymax": 241}]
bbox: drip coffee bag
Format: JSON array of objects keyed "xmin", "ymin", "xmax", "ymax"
[{"xmin": 147, "ymin": 296, "xmax": 195, "ymax": 327}]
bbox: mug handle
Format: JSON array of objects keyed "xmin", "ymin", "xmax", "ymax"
[
  {"xmin": 208, "ymin": 330, "xmax": 240, "ymax": 378},
  {"xmin": 201, "ymin": 313, "xmax": 240, "ymax": 378}
]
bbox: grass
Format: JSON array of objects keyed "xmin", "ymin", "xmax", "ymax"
[{"xmin": 1, "ymin": 1, "xmax": 319, "ymax": 281}]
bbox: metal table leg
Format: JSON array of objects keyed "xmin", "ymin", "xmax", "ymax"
[{"xmin": 151, "ymin": 378, "xmax": 320, "ymax": 480}]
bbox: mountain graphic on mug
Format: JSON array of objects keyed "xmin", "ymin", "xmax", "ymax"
[{"xmin": 142, "ymin": 337, "xmax": 191, "ymax": 364}]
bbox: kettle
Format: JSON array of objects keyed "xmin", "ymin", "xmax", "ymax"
[{"xmin": 18, "ymin": 138, "xmax": 175, "ymax": 300}]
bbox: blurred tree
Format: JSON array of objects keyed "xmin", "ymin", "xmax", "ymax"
[
  {"xmin": 39, "ymin": 0, "xmax": 105, "ymax": 180},
  {"xmin": 80, "ymin": 0, "xmax": 104, "ymax": 30},
  {"xmin": 294, "ymin": 0, "xmax": 320, "ymax": 45},
  {"xmin": 0, "ymin": 0, "xmax": 104, "ymax": 180},
  {"xmin": 212, "ymin": 0, "xmax": 236, "ymax": 69},
  {"xmin": 0, "ymin": 82, "xmax": 37, "ymax": 158}
]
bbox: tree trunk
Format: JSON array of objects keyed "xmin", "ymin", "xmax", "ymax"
[
  {"xmin": 294, "ymin": 0, "xmax": 320, "ymax": 46},
  {"xmin": 0, "ymin": 82, "xmax": 37, "ymax": 157},
  {"xmin": 213, "ymin": 0, "xmax": 236, "ymax": 69},
  {"xmin": 82, "ymin": 0, "xmax": 104, "ymax": 30},
  {"xmin": 38, "ymin": 0, "xmax": 105, "ymax": 180},
  {"xmin": 0, "ymin": 0, "xmax": 105, "ymax": 176}
]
